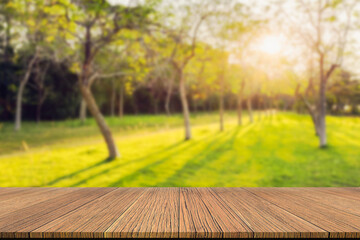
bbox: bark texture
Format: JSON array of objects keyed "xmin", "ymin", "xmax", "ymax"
[{"xmin": 80, "ymin": 84, "xmax": 120, "ymax": 159}]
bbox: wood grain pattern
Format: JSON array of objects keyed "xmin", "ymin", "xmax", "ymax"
[
  {"xmin": 179, "ymin": 188, "xmax": 252, "ymax": 238},
  {"xmin": 212, "ymin": 188, "xmax": 327, "ymax": 238},
  {"xmin": 0, "ymin": 188, "xmax": 77, "ymax": 217},
  {"xmin": 0, "ymin": 188, "xmax": 114, "ymax": 238},
  {"xmin": 106, "ymin": 188, "xmax": 179, "ymax": 238},
  {"xmin": 247, "ymin": 188, "xmax": 360, "ymax": 238},
  {"xmin": 0, "ymin": 187, "xmax": 359, "ymax": 238},
  {"xmin": 270, "ymin": 188, "xmax": 360, "ymax": 217},
  {"xmin": 0, "ymin": 188, "xmax": 42, "ymax": 200},
  {"xmin": 316, "ymin": 188, "xmax": 360, "ymax": 201},
  {"xmin": 32, "ymin": 188, "xmax": 145, "ymax": 238}
]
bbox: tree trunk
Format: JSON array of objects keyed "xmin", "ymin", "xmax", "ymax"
[
  {"xmin": 80, "ymin": 84, "xmax": 120, "ymax": 159},
  {"xmin": 79, "ymin": 25, "xmax": 119, "ymax": 160},
  {"xmin": 14, "ymin": 54, "xmax": 38, "ymax": 131},
  {"xmin": 219, "ymin": 96, "xmax": 224, "ymax": 131},
  {"xmin": 302, "ymin": 95, "xmax": 320, "ymax": 136},
  {"xmin": 237, "ymin": 81, "xmax": 245, "ymax": 126},
  {"xmin": 219, "ymin": 74, "xmax": 224, "ymax": 131},
  {"xmin": 318, "ymin": 75, "xmax": 327, "ymax": 147},
  {"xmin": 247, "ymin": 97, "xmax": 253, "ymax": 123},
  {"xmin": 257, "ymin": 98, "xmax": 262, "ymax": 121},
  {"xmin": 165, "ymin": 74, "xmax": 174, "ymax": 116},
  {"xmin": 237, "ymin": 92, "xmax": 243, "ymax": 126},
  {"xmin": 79, "ymin": 98, "xmax": 87, "ymax": 124},
  {"xmin": 14, "ymin": 81, "xmax": 26, "ymax": 131},
  {"xmin": 311, "ymin": 111, "xmax": 320, "ymax": 136},
  {"xmin": 179, "ymin": 71, "xmax": 191, "ymax": 140},
  {"xmin": 118, "ymin": 81, "xmax": 124, "ymax": 118}
]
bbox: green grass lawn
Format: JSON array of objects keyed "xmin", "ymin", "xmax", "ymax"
[{"xmin": 0, "ymin": 112, "xmax": 359, "ymax": 187}]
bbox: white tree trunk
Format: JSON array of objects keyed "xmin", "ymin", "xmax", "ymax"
[
  {"xmin": 79, "ymin": 98, "xmax": 87, "ymax": 124},
  {"xmin": 179, "ymin": 72, "xmax": 191, "ymax": 140},
  {"xmin": 14, "ymin": 54, "xmax": 38, "ymax": 131},
  {"xmin": 317, "ymin": 55, "xmax": 328, "ymax": 148},
  {"xmin": 318, "ymin": 76, "xmax": 327, "ymax": 147},
  {"xmin": 14, "ymin": 81, "xmax": 26, "ymax": 131}
]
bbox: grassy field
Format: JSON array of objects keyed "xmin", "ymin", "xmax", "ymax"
[{"xmin": 0, "ymin": 112, "xmax": 359, "ymax": 187}]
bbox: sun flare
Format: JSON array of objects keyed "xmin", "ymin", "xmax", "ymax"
[{"xmin": 258, "ymin": 35, "xmax": 283, "ymax": 55}]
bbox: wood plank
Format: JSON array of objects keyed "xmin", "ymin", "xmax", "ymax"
[
  {"xmin": 179, "ymin": 188, "xmax": 252, "ymax": 238},
  {"xmin": 0, "ymin": 188, "xmax": 78, "ymax": 217},
  {"xmin": 0, "ymin": 188, "xmax": 40, "ymax": 200},
  {"xmin": 316, "ymin": 188, "xmax": 360, "ymax": 201},
  {"xmin": 0, "ymin": 187, "xmax": 359, "ymax": 238},
  {"xmin": 247, "ymin": 188, "xmax": 360, "ymax": 238},
  {"xmin": 271, "ymin": 188, "xmax": 360, "ymax": 217},
  {"xmin": 0, "ymin": 188, "xmax": 115, "ymax": 238},
  {"xmin": 212, "ymin": 188, "xmax": 327, "ymax": 238},
  {"xmin": 106, "ymin": 188, "xmax": 179, "ymax": 238},
  {"xmin": 31, "ymin": 188, "xmax": 146, "ymax": 238}
]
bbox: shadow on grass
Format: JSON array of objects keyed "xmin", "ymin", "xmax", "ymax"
[
  {"xmin": 40, "ymin": 160, "xmax": 109, "ymax": 187},
  {"xmin": 158, "ymin": 128, "xmax": 240, "ymax": 186},
  {"xmin": 42, "ymin": 124, "xmax": 256, "ymax": 187},
  {"xmin": 69, "ymin": 140, "xmax": 197, "ymax": 187},
  {"xmin": 106, "ymin": 130, "xmax": 234, "ymax": 187},
  {"xmin": 158, "ymin": 124, "xmax": 256, "ymax": 187},
  {"xmin": 106, "ymin": 124, "xmax": 257, "ymax": 187},
  {"xmin": 70, "ymin": 131, "xmax": 223, "ymax": 187},
  {"xmin": 41, "ymin": 140, "xmax": 183, "ymax": 187}
]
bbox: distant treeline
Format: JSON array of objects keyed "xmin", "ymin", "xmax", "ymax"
[{"xmin": 1, "ymin": 53, "xmax": 359, "ymax": 121}]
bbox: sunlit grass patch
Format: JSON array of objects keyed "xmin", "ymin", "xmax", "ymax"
[{"xmin": 0, "ymin": 112, "xmax": 359, "ymax": 187}]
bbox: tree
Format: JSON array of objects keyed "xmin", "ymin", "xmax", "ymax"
[
  {"xmin": 56, "ymin": 0, "xmax": 155, "ymax": 159},
  {"xmin": 10, "ymin": 0, "xmax": 55, "ymax": 131},
  {"xmin": 31, "ymin": 59, "xmax": 50, "ymax": 123},
  {"xmin": 163, "ymin": 0, "xmax": 235, "ymax": 139},
  {"xmin": 228, "ymin": 64, "xmax": 246, "ymax": 125},
  {"xmin": 218, "ymin": 10, "xmax": 264, "ymax": 125},
  {"xmin": 0, "ymin": 0, "xmax": 14, "ymax": 63},
  {"xmin": 279, "ymin": 0, "xmax": 357, "ymax": 147}
]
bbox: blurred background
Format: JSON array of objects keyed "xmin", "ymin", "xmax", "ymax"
[{"xmin": 0, "ymin": 0, "xmax": 359, "ymax": 187}]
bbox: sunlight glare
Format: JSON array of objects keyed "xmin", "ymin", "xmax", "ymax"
[{"xmin": 258, "ymin": 35, "xmax": 283, "ymax": 55}]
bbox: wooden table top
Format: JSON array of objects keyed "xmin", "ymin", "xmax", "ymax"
[{"xmin": 0, "ymin": 187, "xmax": 359, "ymax": 238}]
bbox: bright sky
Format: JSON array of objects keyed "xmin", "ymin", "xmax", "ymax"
[{"xmin": 107, "ymin": 0, "xmax": 144, "ymax": 6}]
